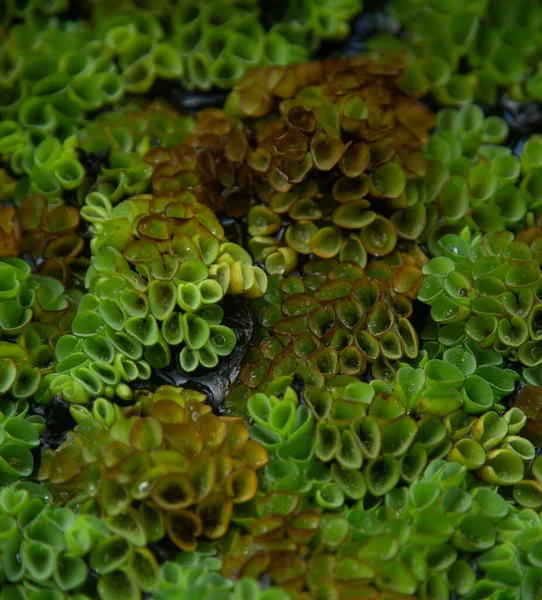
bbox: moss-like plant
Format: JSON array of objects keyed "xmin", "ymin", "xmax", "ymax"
[
  {"xmin": 39, "ymin": 386, "xmax": 268, "ymax": 552},
  {"xmin": 373, "ymin": 0, "xmax": 542, "ymax": 104},
  {"xmin": 82, "ymin": 186, "xmax": 267, "ymax": 299},
  {"xmin": 227, "ymin": 251, "xmax": 423, "ymax": 403},
  {"xmin": 0, "ymin": 0, "xmax": 362, "ymax": 217},
  {"xmin": 0, "ymin": 483, "xmax": 161, "ymax": 599},
  {"xmin": 45, "ymin": 240, "xmax": 245, "ymax": 403},
  {"xmin": 216, "ymin": 55, "xmax": 437, "ymax": 275},
  {"xmin": 0, "ymin": 257, "xmax": 78, "ymax": 409},
  {"xmin": 244, "ymin": 377, "xmax": 422, "ymax": 509},
  {"xmin": 217, "ymin": 456, "xmax": 542, "ymax": 598},
  {"xmin": 0, "ymin": 400, "xmax": 43, "ymax": 484},
  {"xmin": 415, "ymin": 106, "xmax": 542, "ymax": 244},
  {"xmin": 0, "ymin": 258, "xmax": 75, "ymax": 336},
  {"xmin": 150, "ymin": 545, "xmax": 293, "ymax": 600},
  {"xmin": 78, "ymin": 100, "xmax": 195, "ymax": 154},
  {"xmin": 0, "ymin": 481, "xmax": 288, "ymax": 600},
  {"xmin": 4, "ymin": 6, "xmax": 542, "ymax": 599},
  {"xmin": 390, "ymin": 342, "xmax": 538, "ymax": 485},
  {"xmin": 418, "ymin": 230, "xmax": 542, "ymax": 381},
  {"xmin": 17, "ymin": 195, "xmax": 88, "ymax": 287}
]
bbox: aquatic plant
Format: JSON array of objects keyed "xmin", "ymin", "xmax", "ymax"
[
  {"xmin": 0, "ymin": 0, "xmax": 362, "ymax": 213},
  {"xmin": 17, "ymin": 195, "xmax": 88, "ymax": 287},
  {"xmin": 150, "ymin": 546, "xmax": 293, "ymax": 600},
  {"xmin": 0, "ymin": 482, "xmax": 164, "ymax": 600},
  {"xmin": 39, "ymin": 386, "xmax": 268, "ymax": 551},
  {"xmin": 0, "ymin": 483, "xmax": 289, "ymax": 600},
  {"xmin": 220, "ymin": 458, "xmax": 542, "ymax": 598},
  {"xmin": 416, "ymin": 106, "xmax": 542, "ymax": 247},
  {"xmin": 373, "ymin": 0, "xmax": 542, "ymax": 104},
  {"xmin": 219, "ymin": 55, "xmax": 436, "ymax": 275},
  {"xmin": 43, "ymin": 218, "xmax": 263, "ymax": 403},
  {"xmin": 246, "ymin": 377, "xmax": 415, "ymax": 507},
  {"xmin": 2, "ymin": 3, "xmax": 542, "ymax": 599},
  {"xmin": 0, "ymin": 257, "xmax": 78, "ymax": 408},
  {"xmin": 418, "ymin": 230, "xmax": 542, "ymax": 383},
  {"xmin": 226, "ymin": 251, "xmax": 423, "ymax": 411},
  {"xmin": 78, "ymin": 100, "xmax": 195, "ymax": 154},
  {"xmin": 0, "ymin": 400, "xmax": 43, "ymax": 484}
]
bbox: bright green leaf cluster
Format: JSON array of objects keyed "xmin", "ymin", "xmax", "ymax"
[
  {"xmin": 0, "ymin": 484, "xmax": 132, "ymax": 600},
  {"xmin": 0, "ymin": 400, "xmax": 42, "ymax": 483},
  {"xmin": 0, "ymin": 0, "xmax": 362, "ymax": 210},
  {"xmin": 0, "ymin": 483, "xmax": 287, "ymax": 600},
  {"xmin": 220, "ymin": 458, "xmax": 542, "ymax": 598},
  {"xmin": 0, "ymin": 258, "xmax": 75, "ymax": 337},
  {"xmin": 77, "ymin": 101, "xmax": 194, "ymax": 154},
  {"xmin": 4, "ymin": 5, "xmax": 542, "ymax": 599},
  {"xmin": 150, "ymin": 546, "xmax": 292, "ymax": 600},
  {"xmin": 394, "ymin": 358, "xmax": 533, "ymax": 487},
  {"xmin": 420, "ymin": 106, "xmax": 542, "ymax": 242},
  {"xmin": 0, "ymin": 258, "xmax": 79, "ymax": 404},
  {"xmin": 374, "ymin": 0, "xmax": 542, "ymax": 104},
  {"xmin": 398, "ymin": 344, "xmax": 516, "ymax": 417},
  {"xmin": 418, "ymin": 230, "xmax": 542, "ymax": 382},
  {"xmin": 44, "ymin": 245, "xmax": 239, "ymax": 404},
  {"xmin": 246, "ymin": 380, "xmax": 407, "ymax": 504}
]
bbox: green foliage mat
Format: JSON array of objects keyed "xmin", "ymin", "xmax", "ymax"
[{"xmin": 2, "ymin": 1, "xmax": 542, "ymax": 600}]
